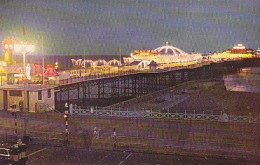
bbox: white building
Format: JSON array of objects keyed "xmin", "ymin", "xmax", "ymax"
[{"xmin": 0, "ymin": 84, "xmax": 57, "ymax": 112}]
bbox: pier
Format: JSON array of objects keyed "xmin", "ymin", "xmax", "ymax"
[{"xmin": 54, "ymin": 58, "xmax": 260, "ymax": 111}]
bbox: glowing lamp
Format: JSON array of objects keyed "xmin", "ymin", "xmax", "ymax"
[
  {"xmin": 14, "ymin": 44, "xmax": 22, "ymax": 52},
  {"xmin": 14, "ymin": 43, "xmax": 35, "ymax": 53}
]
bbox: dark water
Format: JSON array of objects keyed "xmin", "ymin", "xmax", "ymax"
[{"xmin": 223, "ymin": 67, "xmax": 260, "ymax": 93}]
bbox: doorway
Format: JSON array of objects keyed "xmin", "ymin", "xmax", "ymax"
[{"xmin": 3, "ymin": 90, "xmax": 8, "ymax": 110}]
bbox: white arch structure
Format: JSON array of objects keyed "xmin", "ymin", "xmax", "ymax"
[
  {"xmin": 81, "ymin": 60, "xmax": 94, "ymax": 67},
  {"xmin": 71, "ymin": 59, "xmax": 83, "ymax": 67},
  {"xmin": 71, "ymin": 59, "xmax": 122, "ymax": 67},
  {"xmin": 108, "ymin": 59, "xmax": 122, "ymax": 66},
  {"xmin": 153, "ymin": 42, "xmax": 189, "ymax": 56},
  {"xmin": 130, "ymin": 42, "xmax": 202, "ymax": 64},
  {"xmin": 93, "ymin": 59, "xmax": 108, "ymax": 66}
]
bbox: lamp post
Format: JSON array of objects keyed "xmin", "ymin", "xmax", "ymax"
[
  {"xmin": 13, "ymin": 42, "xmax": 34, "ymax": 109},
  {"xmin": 13, "ymin": 42, "xmax": 34, "ymax": 137}
]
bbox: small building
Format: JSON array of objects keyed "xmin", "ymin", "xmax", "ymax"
[
  {"xmin": 148, "ymin": 60, "xmax": 158, "ymax": 71},
  {"xmin": 129, "ymin": 60, "xmax": 151, "ymax": 70},
  {"xmin": 0, "ymin": 84, "xmax": 57, "ymax": 112}
]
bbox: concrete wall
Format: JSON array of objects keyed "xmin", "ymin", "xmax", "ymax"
[
  {"xmin": 32, "ymin": 88, "xmax": 55, "ymax": 112},
  {"xmin": 0, "ymin": 88, "xmax": 55, "ymax": 112}
]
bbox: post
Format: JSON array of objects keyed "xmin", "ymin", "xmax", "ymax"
[
  {"xmin": 64, "ymin": 103, "xmax": 69, "ymax": 143},
  {"xmin": 10, "ymin": 104, "xmax": 18, "ymax": 141},
  {"xmin": 13, "ymin": 110, "xmax": 18, "ymax": 142},
  {"xmin": 64, "ymin": 111, "xmax": 69, "ymax": 143},
  {"xmin": 22, "ymin": 50, "xmax": 29, "ymax": 137},
  {"xmin": 113, "ymin": 128, "xmax": 117, "ymax": 149},
  {"xmin": 41, "ymin": 37, "xmax": 45, "ymax": 85}
]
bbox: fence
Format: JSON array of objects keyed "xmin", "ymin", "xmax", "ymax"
[{"xmin": 69, "ymin": 105, "xmax": 260, "ymax": 123}]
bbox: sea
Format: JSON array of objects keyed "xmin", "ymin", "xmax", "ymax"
[{"xmin": 223, "ymin": 67, "xmax": 260, "ymax": 93}]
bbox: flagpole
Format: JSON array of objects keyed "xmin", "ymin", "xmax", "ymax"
[
  {"xmin": 119, "ymin": 46, "xmax": 122, "ymax": 65},
  {"xmin": 42, "ymin": 37, "xmax": 45, "ymax": 85}
]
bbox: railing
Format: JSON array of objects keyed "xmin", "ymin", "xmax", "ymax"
[
  {"xmin": 1, "ymin": 133, "xmax": 65, "ymax": 147},
  {"xmin": 58, "ymin": 63, "xmax": 206, "ymax": 85},
  {"xmin": 69, "ymin": 106, "xmax": 260, "ymax": 123}
]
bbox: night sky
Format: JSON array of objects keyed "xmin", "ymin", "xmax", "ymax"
[{"xmin": 0, "ymin": 0, "xmax": 259, "ymax": 56}]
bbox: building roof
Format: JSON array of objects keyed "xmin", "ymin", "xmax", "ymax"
[
  {"xmin": 153, "ymin": 42, "xmax": 188, "ymax": 56},
  {"xmin": 0, "ymin": 84, "xmax": 58, "ymax": 91},
  {"xmin": 130, "ymin": 61, "xmax": 142, "ymax": 65}
]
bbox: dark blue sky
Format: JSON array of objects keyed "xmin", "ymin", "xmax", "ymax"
[{"xmin": 0, "ymin": 0, "xmax": 259, "ymax": 55}]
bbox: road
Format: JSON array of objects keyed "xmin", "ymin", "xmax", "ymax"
[
  {"xmin": 25, "ymin": 146, "xmax": 258, "ymax": 165},
  {"xmin": 0, "ymin": 110, "xmax": 259, "ymax": 163}
]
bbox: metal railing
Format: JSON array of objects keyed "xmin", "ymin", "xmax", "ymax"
[
  {"xmin": 58, "ymin": 63, "xmax": 206, "ymax": 85},
  {"xmin": 69, "ymin": 105, "xmax": 260, "ymax": 123}
]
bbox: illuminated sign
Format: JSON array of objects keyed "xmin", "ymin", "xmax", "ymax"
[
  {"xmin": 133, "ymin": 50, "xmax": 158, "ymax": 54},
  {"xmin": 14, "ymin": 74, "xmax": 24, "ymax": 77}
]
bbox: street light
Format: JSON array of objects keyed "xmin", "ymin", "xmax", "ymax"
[
  {"xmin": 13, "ymin": 42, "xmax": 34, "ymax": 137},
  {"xmin": 55, "ymin": 62, "xmax": 59, "ymax": 70}
]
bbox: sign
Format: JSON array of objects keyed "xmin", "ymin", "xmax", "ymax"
[
  {"xmin": 14, "ymin": 74, "xmax": 24, "ymax": 77},
  {"xmin": 65, "ymin": 102, "xmax": 68, "ymax": 108},
  {"xmin": 134, "ymin": 50, "xmax": 158, "ymax": 54}
]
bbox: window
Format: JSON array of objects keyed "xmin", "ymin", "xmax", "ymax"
[
  {"xmin": 48, "ymin": 89, "xmax": 51, "ymax": 98},
  {"xmin": 9, "ymin": 90, "xmax": 22, "ymax": 97},
  {"xmin": 38, "ymin": 91, "xmax": 42, "ymax": 100}
]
